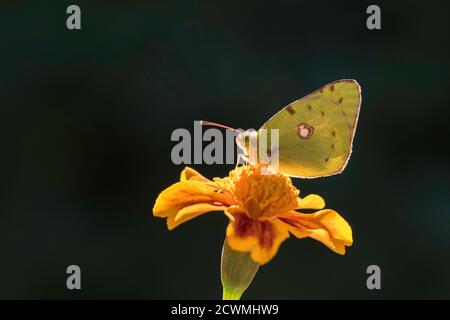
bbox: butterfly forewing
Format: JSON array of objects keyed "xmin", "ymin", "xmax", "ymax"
[{"xmin": 259, "ymin": 79, "xmax": 361, "ymax": 178}]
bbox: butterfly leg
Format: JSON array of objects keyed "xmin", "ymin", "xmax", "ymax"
[{"xmin": 235, "ymin": 153, "xmax": 249, "ymax": 170}]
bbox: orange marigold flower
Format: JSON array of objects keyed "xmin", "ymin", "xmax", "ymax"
[{"xmin": 153, "ymin": 165, "xmax": 353, "ymax": 265}]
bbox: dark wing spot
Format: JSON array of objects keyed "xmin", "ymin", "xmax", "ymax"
[
  {"xmin": 332, "ymin": 130, "xmax": 336, "ymax": 137},
  {"xmin": 325, "ymin": 157, "xmax": 329, "ymax": 162},
  {"xmin": 338, "ymin": 97, "xmax": 343, "ymax": 104},
  {"xmin": 331, "ymin": 144, "xmax": 335, "ymax": 149},
  {"xmin": 330, "ymin": 85, "xmax": 335, "ymax": 92},
  {"xmin": 321, "ymin": 110, "xmax": 325, "ymax": 116},
  {"xmin": 307, "ymin": 105, "xmax": 312, "ymax": 111},
  {"xmin": 286, "ymin": 105, "xmax": 296, "ymax": 115}
]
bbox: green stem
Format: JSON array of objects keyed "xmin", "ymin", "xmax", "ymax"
[{"xmin": 223, "ymin": 287, "xmax": 243, "ymax": 300}]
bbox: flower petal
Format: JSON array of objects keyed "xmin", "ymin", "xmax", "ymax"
[
  {"xmin": 154, "ymin": 180, "xmax": 231, "ymax": 215},
  {"xmin": 180, "ymin": 167, "xmax": 210, "ymax": 182},
  {"xmin": 279, "ymin": 209, "xmax": 352, "ymax": 255},
  {"xmin": 153, "ymin": 181, "xmax": 218, "ymax": 217},
  {"xmin": 153, "ymin": 179, "xmax": 233, "ymax": 229},
  {"xmin": 296, "ymin": 194, "xmax": 325, "ymax": 210},
  {"xmin": 168, "ymin": 203, "xmax": 227, "ymax": 230},
  {"xmin": 226, "ymin": 208, "xmax": 289, "ymax": 264}
]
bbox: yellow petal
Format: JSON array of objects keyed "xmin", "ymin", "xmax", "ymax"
[
  {"xmin": 167, "ymin": 203, "xmax": 227, "ymax": 230},
  {"xmin": 250, "ymin": 219, "xmax": 289, "ymax": 264},
  {"xmin": 308, "ymin": 229, "xmax": 348, "ymax": 254},
  {"xmin": 296, "ymin": 194, "xmax": 325, "ymax": 210},
  {"xmin": 153, "ymin": 180, "xmax": 230, "ymax": 218},
  {"xmin": 226, "ymin": 209, "xmax": 289, "ymax": 265},
  {"xmin": 278, "ymin": 209, "xmax": 352, "ymax": 255},
  {"xmin": 153, "ymin": 178, "xmax": 234, "ymax": 231},
  {"xmin": 314, "ymin": 209, "xmax": 353, "ymax": 245},
  {"xmin": 180, "ymin": 167, "xmax": 210, "ymax": 182}
]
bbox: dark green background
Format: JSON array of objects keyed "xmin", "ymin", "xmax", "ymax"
[{"xmin": 1, "ymin": 0, "xmax": 449, "ymax": 298}]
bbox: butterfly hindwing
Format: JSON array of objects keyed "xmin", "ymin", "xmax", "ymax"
[{"xmin": 259, "ymin": 79, "xmax": 361, "ymax": 178}]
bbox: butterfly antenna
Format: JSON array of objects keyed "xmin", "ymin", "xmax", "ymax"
[{"xmin": 199, "ymin": 120, "xmax": 238, "ymax": 132}]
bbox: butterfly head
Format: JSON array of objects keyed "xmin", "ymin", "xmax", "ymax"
[{"xmin": 199, "ymin": 120, "xmax": 258, "ymax": 165}]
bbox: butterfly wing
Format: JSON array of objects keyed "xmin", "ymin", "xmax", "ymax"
[{"xmin": 259, "ymin": 79, "xmax": 361, "ymax": 178}]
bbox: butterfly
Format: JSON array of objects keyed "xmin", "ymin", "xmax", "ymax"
[{"xmin": 202, "ymin": 79, "xmax": 362, "ymax": 178}]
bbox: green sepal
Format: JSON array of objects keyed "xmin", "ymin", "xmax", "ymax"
[{"xmin": 220, "ymin": 239, "xmax": 260, "ymax": 300}]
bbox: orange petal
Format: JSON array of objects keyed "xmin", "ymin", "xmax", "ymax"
[
  {"xmin": 153, "ymin": 178, "xmax": 233, "ymax": 230},
  {"xmin": 167, "ymin": 203, "xmax": 227, "ymax": 230},
  {"xmin": 154, "ymin": 180, "xmax": 229, "ymax": 216},
  {"xmin": 279, "ymin": 209, "xmax": 352, "ymax": 255},
  {"xmin": 180, "ymin": 167, "xmax": 210, "ymax": 182},
  {"xmin": 296, "ymin": 194, "xmax": 325, "ymax": 210},
  {"xmin": 226, "ymin": 208, "xmax": 289, "ymax": 264}
]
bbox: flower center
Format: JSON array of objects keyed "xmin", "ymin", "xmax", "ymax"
[{"xmin": 227, "ymin": 165, "xmax": 299, "ymax": 219}]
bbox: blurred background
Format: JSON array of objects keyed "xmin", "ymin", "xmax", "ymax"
[{"xmin": 1, "ymin": 0, "xmax": 449, "ymax": 299}]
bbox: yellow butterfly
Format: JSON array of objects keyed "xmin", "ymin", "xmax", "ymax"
[{"xmin": 203, "ymin": 79, "xmax": 361, "ymax": 178}]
